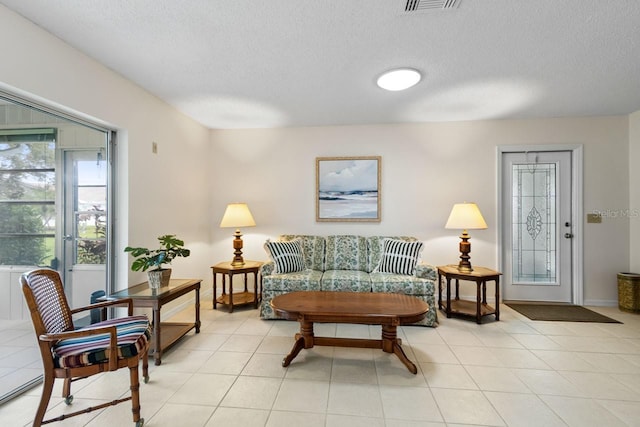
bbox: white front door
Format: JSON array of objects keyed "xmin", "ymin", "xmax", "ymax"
[{"xmin": 501, "ymin": 150, "xmax": 574, "ymax": 302}]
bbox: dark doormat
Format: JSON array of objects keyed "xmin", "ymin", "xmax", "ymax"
[{"xmin": 505, "ymin": 303, "xmax": 622, "ymax": 323}]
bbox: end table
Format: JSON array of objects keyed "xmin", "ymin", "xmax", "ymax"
[
  {"xmin": 103, "ymin": 278, "xmax": 202, "ymax": 365},
  {"xmin": 437, "ymin": 265, "xmax": 502, "ymax": 324},
  {"xmin": 211, "ymin": 260, "xmax": 263, "ymax": 312}
]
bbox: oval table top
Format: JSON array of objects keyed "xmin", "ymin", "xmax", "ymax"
[{"xmin": 271, "ymin": 291, "xmax": 429, "ymax": 324}]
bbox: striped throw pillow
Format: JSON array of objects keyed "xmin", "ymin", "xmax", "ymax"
[
  {"xmin": 374, "ymin": 238, "xmax": 423, "ymax": 276},
  {"xmin": 264, "ymin": 239, "xmax": 306, "ymax": 273}
]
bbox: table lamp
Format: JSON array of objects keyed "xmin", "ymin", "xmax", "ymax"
[
  {"xmin": 220, "ymin": 203, "xmax": 256, "ymax": 266},
  {"xmin": 445, "ymin": 202, "xmax": 487, "ymax": 272}
]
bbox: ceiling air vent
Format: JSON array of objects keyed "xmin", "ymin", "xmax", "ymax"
[{"xmin": 403, "ymin": 0, "xmax": 461, "ymax": 13}]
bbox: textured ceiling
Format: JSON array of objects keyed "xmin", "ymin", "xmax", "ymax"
[{"xmin": 2, "ymin": 0, "xmax": 640, "ymax": 129}]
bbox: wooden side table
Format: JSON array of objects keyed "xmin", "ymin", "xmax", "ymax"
[
  {"xmin": 437, "ymin": 265, "xmax": 502, "ymax": 324},
  {"xmin": 211, "ymin": 260, "xmax": 263, "ymax": 312},
  {"xmin": 104, "ymin": 278, "xmax": 201, "ymax": 365}
]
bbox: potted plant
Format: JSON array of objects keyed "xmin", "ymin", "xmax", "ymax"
[{"xmin": 124, "ymin": 234, "xmax": 191, "ymax": 289}]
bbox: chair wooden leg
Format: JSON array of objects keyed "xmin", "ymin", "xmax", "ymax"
[
  {"xmin": 62, "ymin": 377, "xmax": 73, "ymax": 404},
  {"xmin": 33, "ymin": 375, "xmax": 54, "ymax": 427},
  {"xmin": 62, "ymin": 378, "xmax": 70, "ymax": 396},
  {"xmin": 129, "ymin": 364, "xmax": 142, "ymax": 424},
  {"xmin": 142, "ymin": 350, "xmax": 149, "ymax": 383}
]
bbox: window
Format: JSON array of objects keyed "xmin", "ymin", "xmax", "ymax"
[
  {"xmin": 0, "ymin": 129, "xmax": 56, "ymax": 266},
  {"xmin": 72, "ymin": 152, "xmax": 107, "ymax": 264}
]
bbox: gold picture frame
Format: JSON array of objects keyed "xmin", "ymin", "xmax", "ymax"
[{"xmin": 316, "ymin": 156, "xmax": 381, "ymax": 222}]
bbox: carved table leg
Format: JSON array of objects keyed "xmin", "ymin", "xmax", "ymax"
[
  {"xmin": 282, "ymin": 320, "xmax": 314, "ymax": 367},
  {"xmin": 282, "ymin": 335, "xmax": 305, "ymax": 367},
  {"xmin": 382, "ymin": 324, "xmax": 418, "ymax": 374}
]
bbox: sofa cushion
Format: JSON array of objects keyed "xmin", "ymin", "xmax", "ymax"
[
  {"xmin": 264, "ymin": 239, "xmax": 305, "ymax": 273},
  {"xmin": 262, "ymin": 269, "xmax": 323, "ymax": 292},
  {"xmin": 370, "ymin": 273, "xmax": 435, "ymax": 296},
  {"xmin": 373, "ymin": 238, "xmax": 423, "ymax": 276},
  {"xmin": 321, "ymin": 270, "xmax": 372, "ymax": 292},
  {"xmin": 280, "ymin": 235, "xmax": 326, "ymax": 271},
  {"xmin": 325, "ymin": 235, "xmax": 368, "ymax": 271}
]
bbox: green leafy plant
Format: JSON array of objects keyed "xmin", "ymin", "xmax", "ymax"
[{"xmin": 124, "ymin": 234, "xmax": 190, "ymax": 272}]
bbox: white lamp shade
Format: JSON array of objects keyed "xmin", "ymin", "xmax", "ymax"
[
  {"xmin": 445, "ymin": 203, "xmax": 488, "ymax": 230},
  {"xmin": 220, "ymin": 203, "xmax": 256, "ymax": 228}
]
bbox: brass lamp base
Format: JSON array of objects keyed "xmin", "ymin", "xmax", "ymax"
[
  {"xmin": 456, "ymin": 230, "xmax": 474, "ymax": 272},
  {"xmin": 230, "ymin": 229, "xmax": 245, "ymax": 267}
]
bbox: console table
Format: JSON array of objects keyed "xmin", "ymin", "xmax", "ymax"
[
  {"xmin": 105, "ymin": 278, "xmax": 201, "ymax": 365},
  {"xmin": 437, "ymin": 265, "xmax": 501, "ymax": 324},
  {"xmin": 211, "ymin": 260, "xmax": 262, "ymax": 312}
]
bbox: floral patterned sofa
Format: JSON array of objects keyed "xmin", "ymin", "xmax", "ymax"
[{"xmin": 260, "ymin": 235, "xmax": 438, "ymax": 326}]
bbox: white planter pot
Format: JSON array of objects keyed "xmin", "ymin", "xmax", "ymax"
[{"xmin": 147, "ymin": 268, "xmax": 171, "ymax": 289}]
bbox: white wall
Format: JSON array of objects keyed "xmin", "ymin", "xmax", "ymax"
[
  {"xmin": 0, "ymin": 5, "xmax": 212, "ymax": 292},
  {"xmin": 211, "ymin": 116, "xmax": 629, "ymax": 306},
  {"xmin": 630, "ymin": 110, "xmax": 640, "ymax": 273}
]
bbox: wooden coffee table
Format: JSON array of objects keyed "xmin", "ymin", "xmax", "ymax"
[{"xmin": 271, "ymin": 291, "xmax": 429, "ymax": 374}]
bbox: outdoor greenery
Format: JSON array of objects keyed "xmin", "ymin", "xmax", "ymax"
[
  {"xmin": 0, "ymin": 139, "xmax": 55, "ymax": 266},
  {"xmin": 77, "ymin": 205, "xmax": 107, "ymax": 264},
  {"xmin": 124, "ymin": 234, "xmax": 190, "ymax": 272},
  {"xmin": 0, "ymin": 205, "xmax": 49, "ymax": 265}
]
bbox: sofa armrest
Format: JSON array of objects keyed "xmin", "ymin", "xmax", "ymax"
[
  {"xmin": 416, "ymin": 263, "xmax": 437, "ymax": 281},
  {"xmin": 261, "ymin": 261, "xmax": 275, "ymax": 277}
]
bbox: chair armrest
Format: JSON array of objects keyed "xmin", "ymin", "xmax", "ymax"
[
  {"xmin": 415, "ymin": 263, "xmax": 437, "ymax": 281},
  {"xmin": 260, "ymin": 261, "xmax": 275, "ymax": 277},
  {"xmin": 39, "ymin": 325, "xmax": 116, "ymax": 342},
  {"xmin": 40, "ymin": 325, "xmax": 119, "ymax": 370},
  {"xmin": 70, "ymin": 298, "xmax": 134, "ymax": 317}
]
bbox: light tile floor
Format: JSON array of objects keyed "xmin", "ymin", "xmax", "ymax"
[
  {"xmin": 1, "ymin": 301, "xmax": 639, "ymax": 427},
  {"xmin": 0, "ymin": 319, "xmax": 41, "ymax": 402}
]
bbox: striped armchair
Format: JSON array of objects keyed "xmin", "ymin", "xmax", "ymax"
[{"xmin": 21, "ymin": 268, "xmax": 151, "ymax": 427}]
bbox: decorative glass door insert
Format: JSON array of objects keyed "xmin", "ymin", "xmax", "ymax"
[{"xmin": 512, "ymin": 162, "xmax": 557, "ymax": 284}]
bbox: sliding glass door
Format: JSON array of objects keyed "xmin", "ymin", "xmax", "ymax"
[{"xmin": 0, "ymin": 94, "xmax": 113, "ymax": 403}]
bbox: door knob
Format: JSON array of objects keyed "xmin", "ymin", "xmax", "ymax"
[{"xmin": 564, "ymin": 233, "xmax": 573, "ymax": 238}]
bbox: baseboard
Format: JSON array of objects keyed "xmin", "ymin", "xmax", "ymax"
[{"xmin": 583, "ymin": 299, "xmax": 618, "ymax": 307}]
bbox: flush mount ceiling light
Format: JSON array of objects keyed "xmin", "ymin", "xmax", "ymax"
[{"xmin": 376, "ymin": 68, "xmax": 422, "ymax": 91}]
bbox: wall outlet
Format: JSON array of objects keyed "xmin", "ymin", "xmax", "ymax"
[
  {"xmin": 587, "ymin": 213, "xmax": 602, "ymax": 223},
  {"xmin": 152, "ymin": 141, "xmax": 158, "ymax": 154}
]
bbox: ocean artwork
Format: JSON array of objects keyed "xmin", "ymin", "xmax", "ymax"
[{"xmin": 316, "ymin": 157, "xmax": 380, "ymax": 221}]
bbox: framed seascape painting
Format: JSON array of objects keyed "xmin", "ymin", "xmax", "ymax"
[{"xmin": 316, "ymin": 156, "xmax": 381, "ymax": 222}]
